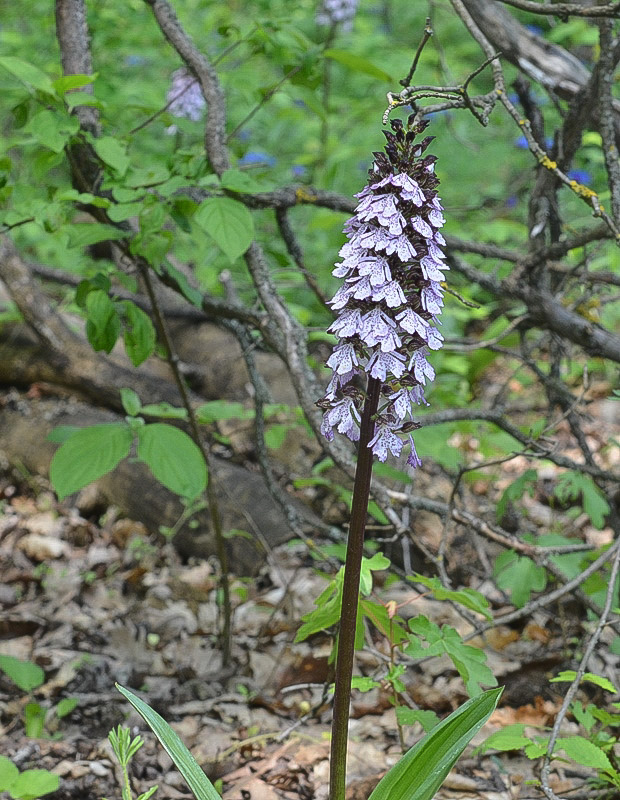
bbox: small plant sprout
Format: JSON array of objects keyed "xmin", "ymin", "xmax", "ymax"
[{"xmin": 106, "ymin": 725, "xmax": 158, "ymax": 800}]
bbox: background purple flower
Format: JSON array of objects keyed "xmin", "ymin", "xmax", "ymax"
[
  {"xmin": 165, "ymin": 67, "xmax": 206, "ymax": 135},
  {"xmin": 317, "ymin": 117, "xmax": 448, "ymax": 468},
  {"xmin": 316, "ymin": 0, "xmax": 359, "ymax": 31}
]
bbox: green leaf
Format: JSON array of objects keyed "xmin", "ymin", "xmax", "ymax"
[
  {"xmin": 0, "ymin": 56, "xmax": 55, "ymax": 95},
  {"xmin": 295, "ymin": 572, "xmax": 344, "ymax": 642},
  {"xmin": 120, "ymin": 388, "xmax": 142, "ymax": 417},
  {"xmin": 85, "ymin": 289, "xmax": 121, "ymax": 353},
  {"xmin": 220, "ymin": 169, "xmax": 265, "ymax": 194},
  {"xmin": 49, "ymin": 423, "xmax": 133, "ymax": 499},
  {"xmin": 265, "ymin": 423, "xmax": 289, "ymax": 450},
  {"xmin": 554, "ymin": 472, "xmax": 610, "ymax": 530},
  {"xmin": 196, "ymin": 401, "xmax": 254, "ymax": 423},
  {"xmin": 395, "ymin": 708, "xmax": 441, "ymax": 733},
  {"xmin": 476, "ymin": 723, "xmax": 531, "ymax": 753},
  {"xmin": 194, "ymin": 196, "xmax": 254, "ymax": 262},
  {"xmin": 141, "ymin": 402, "xmax": 188, "ymax": 420},
  {"xmin": 324, "ymin": 49, "xmax": 393, "ymax": 82},
  {"xmin": 66, "ymin": 222, "xmax": 128, "ymax": 249},
  {"xmin": 0, "ymin": 756, "xmax": 19, "ymax": 792},
  {"xmin": 556, "ymin": 736, "xmax": 614, "ymax": 771},
  {"xmin": 116, "ymin": 684, "xmax": 221, "ymax": 800},
  {"xmin": 350, "ymin": 676, "xmax": 381, "ymax": 692},
  {"xmin": 550, "ymin": 670, "xmax": 618, "ymax": 694},
  {"xmin": 405, "ymin": 618, "xmax": 497, "ymax": 696},
  {"xmin": 161, "ymin": 262, "xmax": 203, "ymax": 308},
  {"xmin": 10, "ymin": 769, "xmax": 59, "ymax": 799},
  {"xmin": 0, "ymin": 656, "xmax": 44, "ymax": 692},
  {"xmin": 46, "ymin": 425, "xmax": 80, "ymax": 444},
  {"xmin": 52, "ymin": 74, "xmax": 95, "ymax": 93},
  {"xmin": 409, "ymin": 574, "xmax": 492, "ymax": 620},
  {"xmin": 93, "ymin": 136, "xmax": 130, "ymax": 176},
  {"xmin": 136, "ymin": 424, "xmax": 207, "ymax": 499},
  {"xmin": 494, "ymin": 551, "xmax": 547, "ymax": 607},
  {"xmin": 369, "ymin": 688, "xmax": 503, "ymax": 800},
  {"xmin": 121, "ymin": 301, "xmax": 156, "ymax": 366},
  {"xmin": 65, "ymin": 91, "xmax": 104, "ymax": 110},
  {"xmin": 23, "ymin": 703, "xmax": 46, "ymax": 739},
  {"xmin": 496, "ymin": 469, "xmax": 537, "ymax": 522},
  {"xmin": 55, "ymin": 697, "xmax": 79, "ymax": 718},
  {"xmin": 25, "ymin": 109, "xmax": 79, "ymax": 153}
]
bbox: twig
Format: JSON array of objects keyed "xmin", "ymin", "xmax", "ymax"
[
  {"xmin": 497, "ymin": 0, "xmax": 620, "ymax": 19},
  {"xmin": 227, "ymin": 65, "xmax": 302, "ymax": 143},
  {"xmin": 401, "ymin": 16, "xmax": 433, "ymax": 88},
  {"xmin": 134, "ymin": 259, "xmax": 233, "ymax": 666},
  {"xmin": 540, "ymin": 529, "xmax": 620, "ymax": 800},
  {"xmin": 274, "ymin": 208, "xmax": 330, "ymax": 308}
]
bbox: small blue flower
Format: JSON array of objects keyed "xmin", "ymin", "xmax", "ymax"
[
  {"xmin": 567, "ymin": 169, "xmax": 592, "ymax": 185},
  {"xmin": 514, "ymin": 135, "xmax": 553, "ymax": 150},
  {"xmin": 525, "ymin": 24, "xmax": 544, "ymax": 36},
  {"xmin": 292, "ymin": 165, "xmax": 308, "ymax": 178},
  {"xmin": 125, "ymin": 55, "xmax": 147, "ymax": 67},
  {"xmin": 238, "ymin": 151, "xmax": 277, "ymax": 167},
  {"xmin": 505, "ymin": 195, "xmax": 518, "ymax": 209}
]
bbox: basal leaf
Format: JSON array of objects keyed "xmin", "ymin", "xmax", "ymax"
[
  {"xmin": 49, "ymin": 424, "xmax": 132, "ymax": 499},
  {"xmin": 193, "ymin": 196, "xmax": 254, "ymax": 262},
  {"xmin": 116, "ymin": 685, "xmax": 220, "ymax": 800},
  {"xmin": 369, "ymin": 688, "xmax": 503, "ymax": 800},
  {"xmin": 136, "ymin": 424, "xmax": 207, "ymax": 499}
]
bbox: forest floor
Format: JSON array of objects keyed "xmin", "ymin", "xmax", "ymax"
[{"xmin": 0, "ymin": 394, "xmax": 619, "ymax": 800}]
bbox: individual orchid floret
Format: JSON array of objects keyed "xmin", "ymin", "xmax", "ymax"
[{"xmin": 317, "ymin": 116, "xmax": 448, "ymax": 468}]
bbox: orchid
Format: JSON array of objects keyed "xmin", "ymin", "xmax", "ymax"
[{"xmin": 317, "ymin": 116, "xmax": 447, "ymax": 466}]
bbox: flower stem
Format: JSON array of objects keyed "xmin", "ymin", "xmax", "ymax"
[{"xmin": 329, "ymin": 376, "xmax": 381, "ymax": 800}]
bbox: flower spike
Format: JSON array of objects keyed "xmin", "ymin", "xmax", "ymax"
[{"xmin": 318, "ymin": 117, "xmax": 448, "ymax": 466}]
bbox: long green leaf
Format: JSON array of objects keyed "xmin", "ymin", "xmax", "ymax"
[
  {"xmin": 369, "ymin": 687, "xmax": 503, "ymax": 800},
  {"xmin": 116, "ymin": 685, "xmax": 220, "ymax": 800}
]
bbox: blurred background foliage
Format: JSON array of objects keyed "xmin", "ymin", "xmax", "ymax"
[{"xmin": 0, "ymin": 0, "xmax": 617, "ymax": 478}]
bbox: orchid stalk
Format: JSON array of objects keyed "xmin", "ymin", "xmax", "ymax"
[{"xmin": 318, "ymin": 115, "xmax": 448, "ymax": 800}]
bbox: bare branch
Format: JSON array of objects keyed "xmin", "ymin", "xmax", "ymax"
[
  {"xmin": 143, "ymin": 0, "xmax": 229, "ymax": 176},
  {"xmin": 497, "ymin": 0, "xmax": 620, "ymax": 19}
]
